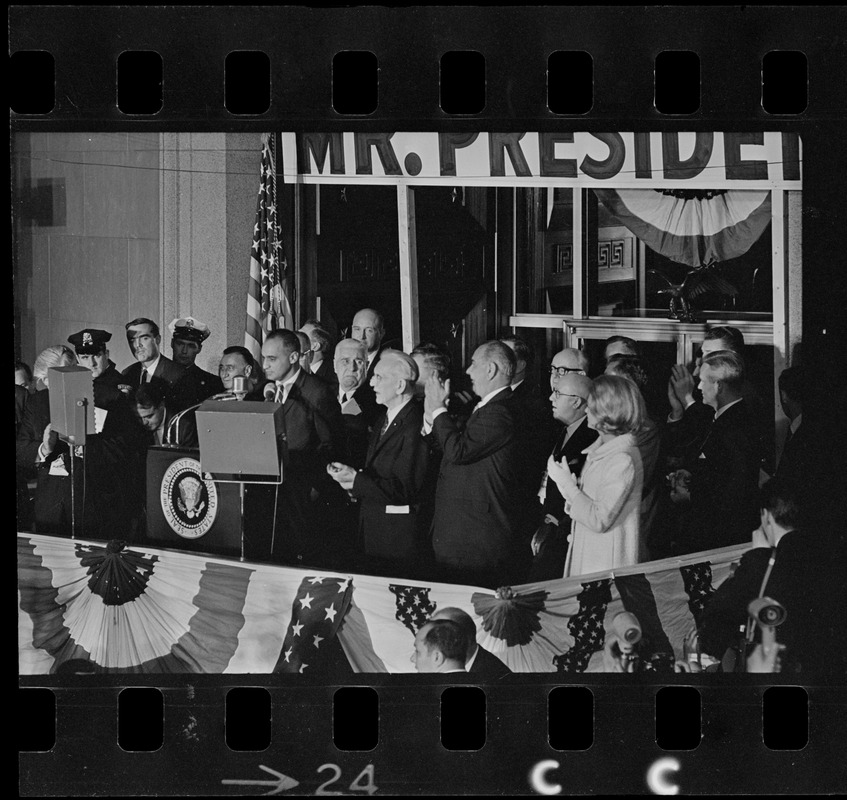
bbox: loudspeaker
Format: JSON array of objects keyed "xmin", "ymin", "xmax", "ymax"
[{"xmin": 47, "ymin": 366, "xmax": 94, "ymax": 445}]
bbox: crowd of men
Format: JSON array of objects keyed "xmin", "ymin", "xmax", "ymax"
[{"xmin": 16, "ymin": 311, "xmax": 841, "ymax": 673}]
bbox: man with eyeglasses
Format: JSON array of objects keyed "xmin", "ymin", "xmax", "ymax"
[
  {"xmin": 528, "ymin": 372, "xmax": 598, "ymax": 581},
  {"xmin": 548, "ymin": 348, "xmax": 590, "ymax": 390}
]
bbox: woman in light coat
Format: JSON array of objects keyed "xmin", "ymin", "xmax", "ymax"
[{"xmin": 547, "ymin": 374, "xmax": 645, "ymax": 578}]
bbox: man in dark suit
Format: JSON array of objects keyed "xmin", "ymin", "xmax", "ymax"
[
  {"xmin": 501, "ymin": 335, "xmax": 554, "ymax": 551},
  {"xmin": 167, "ymin": 316, "xmax": 225, "ymax": 412},
  {"xmin": 251, "ymin": 329, "xmax": 343, "ymax": 565},
  {"xmin": 328, "ymin": 350, "xmax": 429, "ymax": 577},
  {"xmin": 672, "ymin": 351, "xmax": 761, "ymax": 554},
  {"xmin": 352, "ymin": 307, "xmax": 397, "ymax": 382},
  {"xmin": 411, "ymin": 619, "xmax": 468, "ymax": 674},
  {"xmin": 334, "ymin": 337, "xmax": 382, "ymax": 469},
  {"xmin": 133, "ymin": 379, "xmax": 198, "ymax": 448},
  {"xmin": 424, "ymin": 340, "xmax": 522, "ymax": 588},
  {"xmin": 774, "ymin": 366, "xmax": 812, "ymax": 495},
  {"xmin": 698, "ymin": 479, "xmax": 839, "ymax": 674},
  {"xmin": 299, "ymin": 320, "xmax": 338, "ymax": 390},
  {"xmin": 431, "ymin": 607, "xmax": 512, "ymax": 680},
  {"xmin": 529, "ymin": 371, "xmax": 598, "ymax": 581},
  {"xmin": 121, "ymin": 317, "xmax": 185, "ymax": 390}
]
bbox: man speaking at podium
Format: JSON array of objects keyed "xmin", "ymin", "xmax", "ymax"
[{"xmin": 248, "ymin": 329, "xmax": 343, "ymax": 565}]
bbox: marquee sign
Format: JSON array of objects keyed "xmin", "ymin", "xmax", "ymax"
[{"xmin": 282, "ymin": 131, "xmax": 801, "ymax": 189}]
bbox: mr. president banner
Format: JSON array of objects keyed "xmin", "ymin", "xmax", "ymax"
[{"xmin": 18, "ymin": 533, "xmax": 746, "ymax": 675}]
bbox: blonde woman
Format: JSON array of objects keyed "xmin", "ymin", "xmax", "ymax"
[{"xmin": 547, "ymin": 374, "xmax": 645, "ymax": 578}]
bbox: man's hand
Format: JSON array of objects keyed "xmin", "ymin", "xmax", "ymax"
[
  {"xmin": 327, "ymin": 462, "xmax": 356, "ymax": 485},
  {"xmin": 669, "ymin": 364, "xmax": 697, "ymax": 411},
  {"xmin": 424, "ymin": 374, "xmax": 450, "ymax": 422},
  {"xmin": 667, "ymin": 376, "xmax": 684, "ymax": 420},
  {"xmin": 41, "ymin": 423, "xmax": 58, "ymax": 456}
]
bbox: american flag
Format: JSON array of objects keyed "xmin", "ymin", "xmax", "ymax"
[
  {"xmin": 244, "ymin": 133, "xmax": 293, "ymax": 363},
  {"xmin": 388, "ymin": 584, "xmax": 438, "ymax": 634},
  {"xmin": 274, "ymin": 576, "xmax": 354, "ymax": 674}
]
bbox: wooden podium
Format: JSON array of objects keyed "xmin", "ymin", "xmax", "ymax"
[{"xmin": 145, "ymin": 446, "xmax": 243, "ymax": 556}]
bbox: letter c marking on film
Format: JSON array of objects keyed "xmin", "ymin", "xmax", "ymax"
[
  {"xmin": 647, "ymin": 757, "xmax": 680, "ymax": 795},
  {"xmin": 529, "ymin": 760, "xmax": 561, "ymax": 795}
]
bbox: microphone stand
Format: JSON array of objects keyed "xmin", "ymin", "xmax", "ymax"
[{"xmin": 69, "ymin": 397, "xmax": 89, "ymax": 540}]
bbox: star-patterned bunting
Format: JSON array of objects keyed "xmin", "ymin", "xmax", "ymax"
[
  {"xmin": 388, "ymin": 584, "xmax": 438, "ymax": 635},
  {"xmin": 274, "ymin": 576, "xmax": 355, "ymax": 674}
]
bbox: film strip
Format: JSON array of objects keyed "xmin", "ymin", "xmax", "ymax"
[{"xmin": 13, "ymin": 6, "xmax": 847, "ymax": 797}]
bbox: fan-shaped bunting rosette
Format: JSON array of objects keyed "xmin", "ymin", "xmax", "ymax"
[
  {"xmin": 78, "ymin": 540, "xmax": 157, "ymax": 606},
  {"xmin": 593, "ymin": 188, "xmax": 772, "ymax": 268},
  {"xmin": 471, "ymin": 589, "xmax": 547, "ymax": 647}
]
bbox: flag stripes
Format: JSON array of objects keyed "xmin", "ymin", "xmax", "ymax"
[{"xmin": 244, "ymin": 132, "xmax": 293, "ymax": 363}]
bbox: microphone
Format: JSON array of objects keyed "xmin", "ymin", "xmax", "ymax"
[
  {"xmin": 233, "ymin": 376, "xmax": 248, "ymax": 401},
  {"xmin": 165, "ymin": 402, "xmax": 203, "ymax": 446},
  {"xmin": 264, "ymin": 382, "xmax": 277, "ymax": 401}
]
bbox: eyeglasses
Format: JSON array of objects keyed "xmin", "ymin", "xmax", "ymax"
[
  {"xmin": 549, "ymin": 365, "xmax": 586, "ymax": 377},
  {"xmin": 552, "ymin": 390, "xmax": 585, "ymax": 400}
]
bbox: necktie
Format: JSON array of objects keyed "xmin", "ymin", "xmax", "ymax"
[
  {"xmin": 380, "ymin": 415, "xmax": 390, "ymax": 437},
  {"xmin": 341, "ymin": 393, "xmax": 348, "ymax": 404},
  {"xmin": 275, "ymin": 383, "xmax": 284, "ymax": 404},
  {"xmin": 140, "ymin": 369, "xmax": 148, "ymax": 385}
]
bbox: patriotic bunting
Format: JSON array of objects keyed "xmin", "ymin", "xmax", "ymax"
[
  {"xmin": 593, "ymin": 188, "xmax": 772, "ymax": 268},
  {"xmin": 18, "ymin": 533, "xmax": 748, "ymax": 675}
]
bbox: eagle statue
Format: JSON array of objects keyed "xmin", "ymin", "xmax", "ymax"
[{"xmin": 647, "ymin": 266, "xmax": 739, "ymax": 323}]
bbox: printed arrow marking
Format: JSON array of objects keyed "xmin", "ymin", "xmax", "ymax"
[{"xmin": 221, "ymin": 765, "xmax": 300, "ymax": 795}]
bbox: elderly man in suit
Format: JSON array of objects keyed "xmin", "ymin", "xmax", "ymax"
[
  {"xmin": 352, "ymin": 307, "xmax": 396, "ymax": 382},
  {"xmin": 328, "ymin": 350, "xmax": 429, "ymax": 576},
  {"xmin": 430, "ymin": 607, "xmax": 512, "ymax": 680},
  {"xmin": 529, "ymin": 371, "xmax": 598, "ymax": 581},
  {"xmin": 334, "ymin": 337, "xmax": 382, "ymax": 469},
  {"xmin": 250, "ymin": 329, "xmax": 343, "ymax": 565},
  {"xmin": 122, "ymin": 317, "xmax": 185, "ymax": 390},
  {"xmin": 424, "ymin": 340, "xmax": 521, "ymax": 588}
]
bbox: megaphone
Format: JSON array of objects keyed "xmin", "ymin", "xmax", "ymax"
[
  {"xmin": 747, "ymin": 597, "xmax": 787, "ymax": 628},
  {"xmin": 611, "ymin": 611, "xmax": 642, "ymax": 653}
]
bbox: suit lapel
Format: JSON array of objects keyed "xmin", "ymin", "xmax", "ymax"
[
  {"xmin": 367, "ymin": 400, "xmax": 413, "ymax": 463},
  {"xmin": 283, "ymin": 369, "xmax": 306, "ymax": 411}
]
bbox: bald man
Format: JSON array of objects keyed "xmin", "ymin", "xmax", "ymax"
[
  {"xmin": 549, "ymin": 347, "xmax": 590, "ymax": 390},
  {"xmin": 351, "ymin": 307, "xmax": 388, "ymax": 381},
  {"xmin": 328, "ymin": 350, "xmax": 429, "ymax": 575},
  {"xmin": 529, "ymin": 372, "xmax": 598, "ymax": 581}
]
